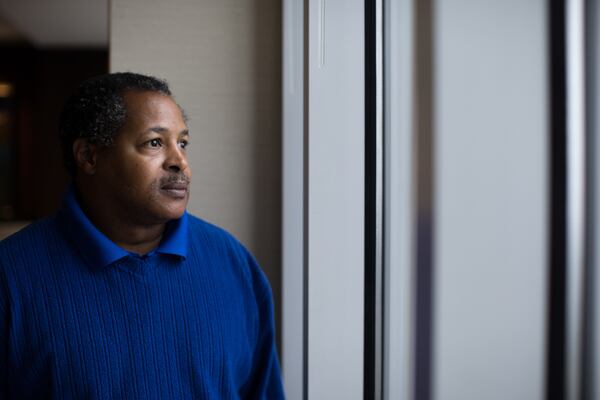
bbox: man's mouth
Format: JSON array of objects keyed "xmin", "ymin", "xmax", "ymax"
[{"xmin": 160, "ymin": 181, "xmax": 189, "ymax": 199}]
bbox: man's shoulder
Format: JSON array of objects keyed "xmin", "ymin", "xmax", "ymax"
[
  {"xmin": 0, "ymin": 216, "xmax": 65, "ymax": 275},
  {"xmin": 185, "ymin": 213, "xmax": 271, "ymax": 297},
  {"xmin": 186, "ymin": 213, "xmax": 247, "ymax": 252},
  {"xmin": 0, "ymin": 216, "xmax": 59, "ymax": 254}
]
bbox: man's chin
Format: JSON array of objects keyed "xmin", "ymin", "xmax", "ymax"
[
  {"xmin": 162, "ymin": 203, "xmax": 187, "ymax": 221},
  {"xmin": 144, "ymin": 201, "xmax": 187, "ymax": 224}
]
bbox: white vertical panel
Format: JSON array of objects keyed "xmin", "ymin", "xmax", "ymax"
[
  {"xmin": 590, "ymin": 1, "xmax": 600, "ymax": 399},
  {"xmin": 383, "ymin": 0, "xmax": 415, "ymax": 399},
  {"xmin": 282, "ymin": 0, "xmax": 304, "ymax": 398},
  {"xmin": 566, "ymin": 1, "xmax": 586, "ymax": 399},
  {"xmin": 433, "ymin": 1, "xmax": 548, "ymax": 400},
  {"xmin": 307, "ymin": 0, "xmax": 365, "ymax": 398}
]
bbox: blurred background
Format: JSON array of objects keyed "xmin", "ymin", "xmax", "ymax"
[{"xmin": 0, "ymin": 0, "xmax": 108, "ymax": 235}]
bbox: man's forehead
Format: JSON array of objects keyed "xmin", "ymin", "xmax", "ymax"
[
  {"xmin": 147, "ymin": 126, "xmax": 190, "ymax": 135},
  {"xmin": 122, "ymin": 90, "xmax": 187, "ymax": 123}
]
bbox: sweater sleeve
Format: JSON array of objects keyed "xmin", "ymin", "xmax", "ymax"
[
  {"xmin": 225, "ymin": 231, "xmax": 285, "ymax": 399},
  {"xmin": 242, "ymin": 288, "xmax": 285, "ymax": 400}
]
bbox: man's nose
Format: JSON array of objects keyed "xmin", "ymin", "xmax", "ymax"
[{"xmin": 165, "ymin": 145, "xmax": 189, "ymax": 172}]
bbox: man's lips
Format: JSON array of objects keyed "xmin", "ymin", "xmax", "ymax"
[{"xmin": 160, "ymin": 181, "xmax": 189, "ymax": 199}]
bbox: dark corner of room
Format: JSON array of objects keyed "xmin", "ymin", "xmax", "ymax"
[{"xmin": 0, "ymin": 5, "xmax": 108, "ymax": 239}]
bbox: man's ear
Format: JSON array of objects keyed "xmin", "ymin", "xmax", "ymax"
[{"xmin": 72, "ymin": 138, "xmax": 99, "ymax": 175}]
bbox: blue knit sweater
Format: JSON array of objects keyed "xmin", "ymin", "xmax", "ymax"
[{"xmin": 0, "ymin": 189, "xmax": 284, "ymax": 399}]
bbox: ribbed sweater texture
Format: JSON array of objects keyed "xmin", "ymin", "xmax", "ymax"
[{"xmin": 0, "ymin": 193, "xmax": 284, "ymax": 399}]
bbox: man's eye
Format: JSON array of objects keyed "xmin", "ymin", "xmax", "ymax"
[
  {"xmin": 148, "ymin": 138, "xmax": 162, "ymax": 147},
  {"xmin": 179, "ymin": 140, "xmax": 189, "ymax": 149}
]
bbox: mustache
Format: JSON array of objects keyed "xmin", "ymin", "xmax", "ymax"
[{"xmin": 159, "ymin": 173, "xmax": 191, "ymax": 186}]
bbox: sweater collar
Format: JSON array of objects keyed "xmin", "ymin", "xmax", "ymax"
[{"xmin": 59, "ymin": 186, "xmax": 188, "ymax": 269}]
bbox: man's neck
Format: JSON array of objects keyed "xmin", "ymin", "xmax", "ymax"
[{"xmin": 114, "ymin": 229, "xmax": 164, "ymax": 255}]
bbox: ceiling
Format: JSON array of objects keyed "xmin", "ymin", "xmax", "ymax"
[{"xmin": 0, "ymin": 0, "xmax": 108, "ymax": 47}]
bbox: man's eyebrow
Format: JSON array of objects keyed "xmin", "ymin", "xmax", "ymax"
[
  {"xmin": 148, "ymin": 126, "xmax": 167, "ymax": 133},
  {"xmin": 147, "ymin": 126, "xmax": 190, "ymax": 136}
]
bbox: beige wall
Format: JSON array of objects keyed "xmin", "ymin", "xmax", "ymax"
[{"xmin": 110, "ymin": 0, "xmax": 282, "ymax": 333}]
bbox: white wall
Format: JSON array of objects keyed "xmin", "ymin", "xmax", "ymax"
[{"xmin": 109, "ymin": 0, "xmax": 282, "ymax": 333}]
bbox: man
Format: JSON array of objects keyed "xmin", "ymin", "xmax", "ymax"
[{"xmin": 0, "ymin": 72, "xmax": 285, "ymax": 399}]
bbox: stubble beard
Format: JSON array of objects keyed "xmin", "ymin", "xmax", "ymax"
[{"xmin": 146, "ymin": 172, "xmax": 191, "ymax": 221}]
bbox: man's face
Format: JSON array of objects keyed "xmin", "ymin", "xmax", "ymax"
[{"xmin": 93, "ymin": 90, "xmax": 191, "ymax": 225}]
